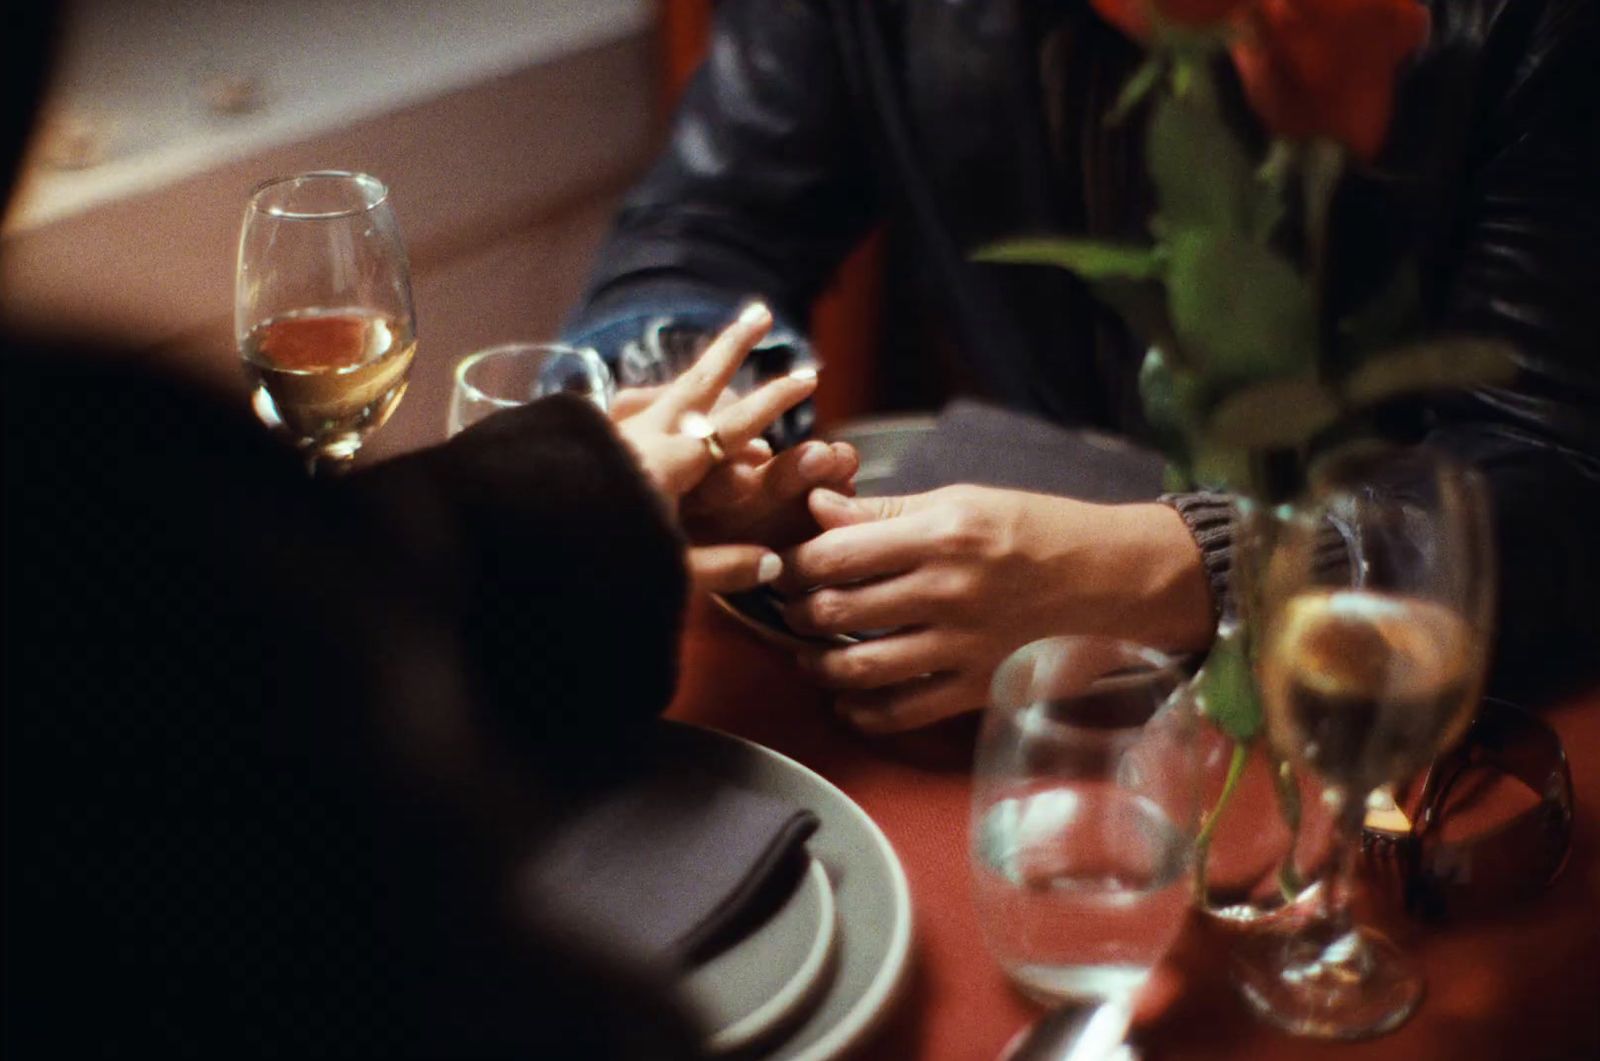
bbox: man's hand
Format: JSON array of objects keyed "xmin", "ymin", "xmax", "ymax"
[{"xmin": 779, "ymin": 485, "xmax": 1214, "ymax": 733}]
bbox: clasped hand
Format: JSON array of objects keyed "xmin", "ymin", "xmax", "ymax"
[
  {"xmin": 608, "ymin": 308, "xmax": 1213, "ymax": 735},
  {"xmin": 777, "ymin": 485, "xmax": 1215, "ymax": 733}
]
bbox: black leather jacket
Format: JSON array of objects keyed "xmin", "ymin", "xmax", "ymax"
[{"xmin": 571, "ymin": 0, "xmax": 1600, "ymax": 701}]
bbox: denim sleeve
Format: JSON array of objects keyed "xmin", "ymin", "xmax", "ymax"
[{"xmin": 562, "ymin": 286, "xmax": 819, "ymax": 449}]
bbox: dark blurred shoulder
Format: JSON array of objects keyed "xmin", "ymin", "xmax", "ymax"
[{"xmin": 2, "ymin": 328, "xmax": 300, "ymax": 477}]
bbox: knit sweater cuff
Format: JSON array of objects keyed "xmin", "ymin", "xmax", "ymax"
[
  {"xmin": 1161, "ymin": 491, "xmax": 1356, "ymax": 625},
  {"xmin": 1160, "ymin": 491, "xmax": 1236, "ymax": 622}
]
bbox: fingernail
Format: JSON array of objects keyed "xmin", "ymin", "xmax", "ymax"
[
  {"xmin": 747, "ymin": 437, "xmax": 773, "ymax": 457},
  {"xmin": 812, "ymin": 488, "xmax": 852, "ymax": 508},
  {"xmin": 788, "ymin": 365, "xmax": 819, "ymax": 382},
  {"xmin": 739, "ymin": 301, "xmax": 772, "ymax": 327},
  {"xmin": 758, "ymin": 553, "xmax": 783, "ymax": 584},
  {"xmin": 798, "ymin": 443, "xmax": 832, "ymax": 477}
]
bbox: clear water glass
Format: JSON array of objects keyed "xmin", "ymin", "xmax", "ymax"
[
  {"xmin": 446, "ymin": 342, "xmax": 613, "ymax": 437},
  {"xmin": 972, "ymin": 637, "xmax": 1199, "ymax": 1006}
]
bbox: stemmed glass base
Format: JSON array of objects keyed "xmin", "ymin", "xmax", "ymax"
[
  {"xmin": 1231, "ymin": 920, "xmax": 1422, "ymax": 1040},
  {"xmin": 301, "ymin": 435, "xmax": 362, "ymax": 477}
]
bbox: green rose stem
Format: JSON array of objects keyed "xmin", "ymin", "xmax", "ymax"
[
  {"xmin": 1192, "ymin": 739, "xmax": 1249, "ymax": 899},
  {"xmin": 1188, "ymin": 496, "xmax": 1311, "ymax": 908},
  {"xmin": 1191, "ymin": 686, "xmax": 1312, "ymax": 909}
]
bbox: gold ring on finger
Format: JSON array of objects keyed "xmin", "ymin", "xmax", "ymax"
[{"xmin": 679, "ymin": 410, "xmax": 729, "ymax": 463}]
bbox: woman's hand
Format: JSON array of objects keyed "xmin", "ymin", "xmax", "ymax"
[
  {"xmin": 612, "ymin": 303, "xmax": 816, "ymax": 499},
  {"xmin": 609, "ymin": 303, "xmax": 857, "ymax": 594},
  {"xmin": 678, "ymin": 438, "xmax": 859, "ymax": 591},
  {"xmin": 779, "ymin": 485, "xmax": 1214, "ymax": 733}
]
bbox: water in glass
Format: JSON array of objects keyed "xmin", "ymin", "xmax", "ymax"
[
  {"xmin": 972, "ymin": 638, "xmax": 1199, "ymax": 1007},
  {"xmin": 975, "ymin": 778, "xmax": 1190, "ymax": 1001}
]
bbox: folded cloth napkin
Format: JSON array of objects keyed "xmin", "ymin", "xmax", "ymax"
[
  {"xmin": 523, "ymin": 750, "xmax": 819, "ymax": 968},
  {"xmin": 880, "ymin": 399, "xmax": 1166, "ymax": 501}
]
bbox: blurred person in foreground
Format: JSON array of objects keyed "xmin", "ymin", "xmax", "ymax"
[
  {"xmin": 1, "ymin": 9, "xmax": 854, "ymax": 1055},
  {"xmin": 566, "ymin": 0, "xmax": 1600, "ymax": 731}
]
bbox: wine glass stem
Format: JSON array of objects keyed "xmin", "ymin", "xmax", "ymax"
[
  {"xmin": 306, "ymin": 451, "xmax": 357, "ymax": 478},
  {"xmin": 1232, "ymin": 787, "xmax": 1424, "ymax": 1038},
  {"xmin": 1319, "ymin": 793, "xmax": 1366, "ymax": 936}
]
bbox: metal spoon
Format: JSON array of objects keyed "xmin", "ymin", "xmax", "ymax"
[{"xmin": 998, "ymin": 995, "xmax": 1138, "ymax": 1061}]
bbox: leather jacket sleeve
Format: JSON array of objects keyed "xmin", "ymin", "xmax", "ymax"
[
  {"xmin": 567, "ymin": 0, "xmax": 879, "ymax": 339},
  {"xmin": 1418, "ymin": 0, "xmax": 1600, "ymax": 700}
]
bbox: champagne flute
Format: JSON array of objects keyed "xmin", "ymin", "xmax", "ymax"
[
  {"xmin": 1235, "ymin": 447, "xmax": 1495, "ymax": 1038},
  {"xmin": 235, "ymin": 171, "xmax": 416, "ymax": 474}
]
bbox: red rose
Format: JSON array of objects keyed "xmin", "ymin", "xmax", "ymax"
[
  {"xmin": 1091, "ymin": 0, "xmax": 1255, "ymax": 41},
  {"xmin": 1230, "ymin": 0, "xmax": 1430, "ymax": 160}
]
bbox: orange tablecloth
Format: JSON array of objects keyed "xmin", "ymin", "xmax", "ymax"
[{"xmin": 668, "ymin": 597, "xmax": 1600, "ymax": 1060}]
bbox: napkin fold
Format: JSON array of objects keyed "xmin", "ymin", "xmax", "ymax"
[
  {"xmin": 524, "ymin": 758, "xmax": 819, "ymax": 968},
  {"xmin": 877, "ymin": 399, "xmax": 1166, "ymax": 501}
]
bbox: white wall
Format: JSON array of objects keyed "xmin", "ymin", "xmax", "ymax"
[{"xmin": 2, "ymin": 0, "xmax": 660, "ymax": 459}]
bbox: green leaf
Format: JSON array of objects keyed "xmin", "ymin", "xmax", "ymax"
[
  {"xmin": 973, "ymin": 241, "xmax": 1173, "ymax": 348},
  {"xmin": 1148, "ymin": 91, "xmax": 1254, "ymax": 233},
  {"xmin": 1206, "ymin": 377, "xmax": 1343, "ymax": 449},
  {"xmin": 1252, "ymin": 141, "xmax": 1296, "ymax": 242},
  {"xmin": 1342, "ymin": 338, "xmax": 1520, "ymax": 407},
  {"xmin": 1191, "ymin": 624, "xmax": 1262, "ymax": 743},
  {"xmin": 1107, "ymin": 56, "xmax": 1165, "ymax": 127},
  {"xmin": 1167, "ymin": 230, "xmax": 1317, "ymax": 379},
  {"xmin": 973, "ymin": 238, "xmax": 1164, "ymax": 280}
]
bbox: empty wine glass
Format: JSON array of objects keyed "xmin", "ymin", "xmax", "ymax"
[
  {"xmin": 235, "ymin": 171, "xmax": 416, "ymax": 475},
  {"xmin": 972, "ymin": 637, "xmax": 1200, "ymax": 1008},
  {"xmin": 446, "ymin": 342, "xmax": 613, "ymax": 438},
  {"xmin": 1235, "ymin": 446, "xmax": 1495, "ymax": 1038}
]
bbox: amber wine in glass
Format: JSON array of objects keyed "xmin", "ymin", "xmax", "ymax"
[
  {"xmin": 1260, "ymin": 589, "xmax": 1479, "ymax": 800},
  {"xmin": 235, "ymin": 172, "xmax": 416, "ymax": 473},
  {"xmin": 1235, "ymin": 448, "xmax": 1493, "ymax": 1040}
]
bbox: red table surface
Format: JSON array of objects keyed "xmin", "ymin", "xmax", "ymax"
[{"xmin": 668, "ymin": 597, "xmax": 1600, "ymax": 1061}]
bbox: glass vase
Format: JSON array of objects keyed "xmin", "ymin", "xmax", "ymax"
[
  {"xmin": 1190, "ymin": 499, "xmax": 1336, "ymax": 926},
  {"xmin": 1191, "ymin": 720, "xmax": 1334, "ymax": 924}
]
